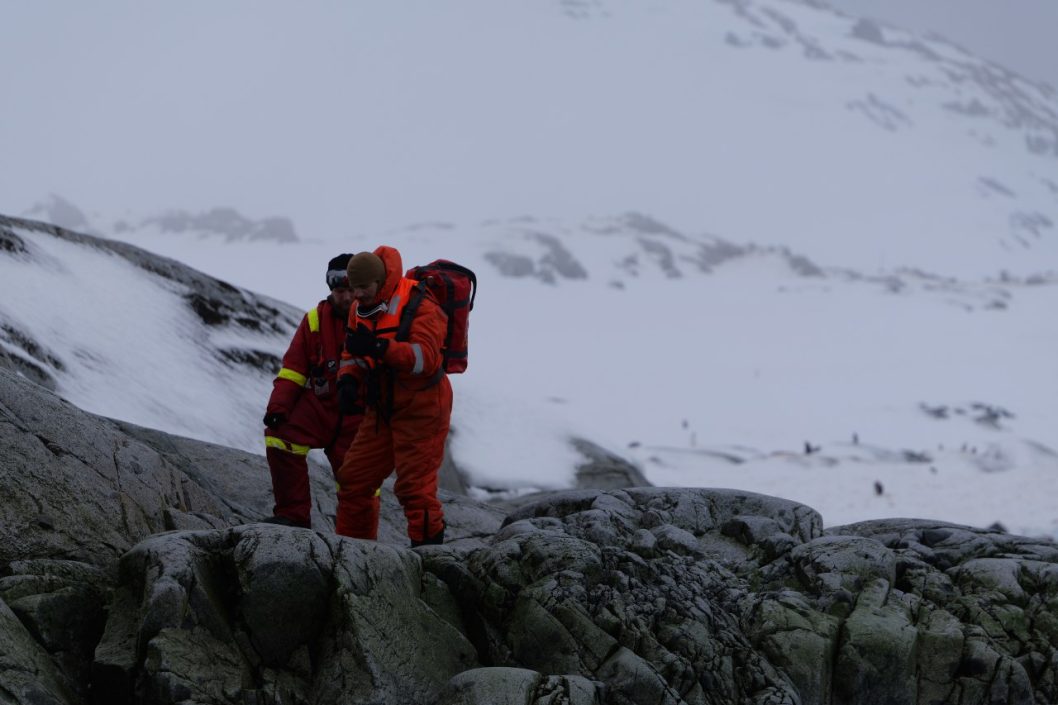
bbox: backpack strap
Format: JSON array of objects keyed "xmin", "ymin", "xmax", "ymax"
[{"xmin": 395, "ymin": 280, "xmax": 428, "ymax": 342}]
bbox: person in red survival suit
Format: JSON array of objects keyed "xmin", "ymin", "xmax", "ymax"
[
  {"xmin": 262, "ymin": 254, "xmax": 366, "ymax": 528},
  {"xmin": 335, "ymin": 246, "xmax": 452, "ymax": 546}
]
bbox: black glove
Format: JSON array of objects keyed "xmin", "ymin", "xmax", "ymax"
[
  {"xmin": 263, "ymin": 412, "xmax": 285, "ymax": 430},
  {"xmin": 345, "ymin": 324, "xmax": 390, "ymax": 359},
  {"xmin": 337, "ymin": 376, "xmax": 363, "ymax": 415}
]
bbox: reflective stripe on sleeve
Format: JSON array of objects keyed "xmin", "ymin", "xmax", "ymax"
[
  {"xmin": 410, "ymin": 343, "xmax": 424, "ymax": 375},
  {"xmin": 307, "ymin": 308, "xmax": 320, "ymax": 333},
  {"xmin": 265, "ymin": 436, "xmax": 310, "ymax": 456},
  {"xmin": 277, "ymin": 368, "xmax": 308, "ymax": 386}
]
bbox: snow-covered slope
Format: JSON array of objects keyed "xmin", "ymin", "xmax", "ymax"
[
  {"xmin": 216, "ymin": 215, "xmax": 1058, "ymax": 537},
  {"xmin": 0, "ymin": 216, "xmax": 298, "ymax": 452},
  {"xmin": 4, "ymin": 210, "xmax": 1055, "ymax": 539}
]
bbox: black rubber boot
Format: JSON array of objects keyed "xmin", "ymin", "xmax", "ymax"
[
  {"xmin": 410, "ymin": 522, "xmax": 445, "ymax": 547},
  {"xmin": 262, "ymin": 515, "xmax": 309, "ymax": 528}
]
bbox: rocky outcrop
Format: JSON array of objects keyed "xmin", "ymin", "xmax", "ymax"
[
  {"xmin": 91, "ymin": 527, "xmax": 480, "ymax": 705},
  {"xmin": 70, "ymin": 489, "xmax": 1058, "ymax": 705},
  {"xmin": 3, "ymin": 367, "xmax": 1058, "ymax": 704},
  {"xmin": 0, "ymin": 366, "xmax": 503, "ymax": 703}
]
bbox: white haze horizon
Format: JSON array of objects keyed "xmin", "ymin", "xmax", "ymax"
[
  {"xmin": 2, "ymin": 2, "xmax": 1056, "ymax": 540},
  {"xmin": 4, "ymin": 1, "xmax": 1058, "ymax": 279}
]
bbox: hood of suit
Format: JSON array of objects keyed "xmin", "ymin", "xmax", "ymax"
[{"xmin": 374, "ymin": 245, "xmax": 403, "ymax": 304}]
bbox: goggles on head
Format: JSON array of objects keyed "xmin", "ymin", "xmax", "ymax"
[
  {"xmin": 355, "ymin": 300, "xmax": 388, "ymax": 318},
  {"xmin": 326, "ymin": 269, "xmax": 349, "ymax": 290}
]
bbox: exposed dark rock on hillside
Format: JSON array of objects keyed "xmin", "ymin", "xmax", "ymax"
[
  {"xmin": 21, "ymin": 196, "xmax": 299, "ymax": 244},
  {"xmin": 141, "ymin": 207, "xmax": 298, "ymax": 244}
]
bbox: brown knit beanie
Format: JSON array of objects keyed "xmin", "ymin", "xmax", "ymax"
[{"xmin": 345, "ymin": 251, "xmax": 386, "ymax": 288}]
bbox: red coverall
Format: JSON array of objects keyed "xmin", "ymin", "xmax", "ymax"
[
  {"xmin": 335, "ymin": 246, "xmax": 453, "ymax": 543},
  {"xmin": 265, "ymin": 299, "xmax": 363, "ymax": 528}
]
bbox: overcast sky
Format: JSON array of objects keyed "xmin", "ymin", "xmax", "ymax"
[{"xmin": 2, "ymin": 1, "xmax": 1056, "ymax": 235}]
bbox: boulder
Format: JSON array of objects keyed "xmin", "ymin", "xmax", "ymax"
[
  {"xmin": 0, "ymin": 595, "xmax": 78, "ymax": 705},
  {"xmin": 92, "ymin": 526, "xmax": 480, "ymax": 705},
  {"xmin": 436, "ymin": 667, "xmax": 602, "ymax": 705}
]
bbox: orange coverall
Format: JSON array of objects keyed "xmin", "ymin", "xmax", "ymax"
[{"xmin": 335, "ymin": 245, "xmax": 453, "ymax": 544}]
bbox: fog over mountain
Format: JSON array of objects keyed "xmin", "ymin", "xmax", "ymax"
[
  {"xmin": 825, "ymin": 0, "xmax": 1058, "ymax": 89},
  {"xmin": 4, "ymin": 1, "xmax": 1058, "ymax": 278}
]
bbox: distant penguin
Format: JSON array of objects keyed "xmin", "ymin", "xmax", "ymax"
[{"xmin": 874, "ymin": 481, "xmax": 884, "ymax": 496}]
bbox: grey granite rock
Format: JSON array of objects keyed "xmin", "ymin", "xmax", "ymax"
[
  {"xmin": 0, "ymin": 595, "xmax": 78, "ymax": 705},
  {"xmin": 432, "ymin": 489, "xmax": 1058, "ymax": 705},
  {"xmin": 4, "ymin": 360, "xmax": 1058, "ymax": 703},
  {"xmin": 437, "ymin": 667, "xmax": 602, "ymax": 705},
  {"xmin": 0, "ymin": 559, "xmax": 109, "ymax": 703},
  {"xmin": 93, "ymin": 526, "xmax": 480, "ymax": 705}
]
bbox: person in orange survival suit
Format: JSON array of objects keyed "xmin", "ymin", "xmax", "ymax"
[
  {"xmin": 262, "ymin": 254, "xmax": 366, "ymax": 528},
  {"xmin": 335, "ymin": 246, "xmax": 452, "ymax": 545}
]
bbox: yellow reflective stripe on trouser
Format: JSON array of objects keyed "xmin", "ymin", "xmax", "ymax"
[
  {"xmin": 265, "ymin": 436, "xmax": 310, "ymax": 456},
  {"xmin": 307, "ymin": 307, "xmax": 320, "ymax": 333},
  {"xmin": 277, "ymin": 368, "xmax": 308, "ymax": 386}
]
